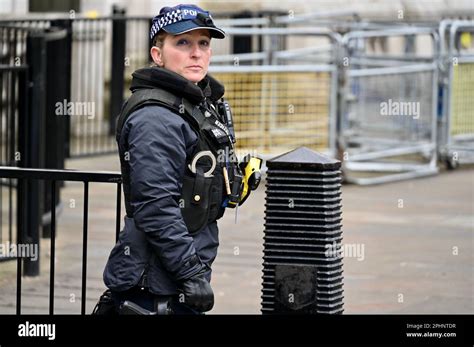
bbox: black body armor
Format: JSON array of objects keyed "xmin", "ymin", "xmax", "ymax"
[{"xmin": 115, "ymin": 68, "xmax": 239, "ymax": 233}]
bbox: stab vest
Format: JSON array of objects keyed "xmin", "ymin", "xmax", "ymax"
[{"xmin": 116, "ymin": 73, "xmax": 238, "ymax": 234}]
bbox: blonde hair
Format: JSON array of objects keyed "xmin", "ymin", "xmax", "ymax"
[
  {"xmin": 150, "ymin": 31, "xmax": 167, "ymax": 67},
  {"xmin": 152, "ymin": 30, "xmax": 167, "ymax": 48}
]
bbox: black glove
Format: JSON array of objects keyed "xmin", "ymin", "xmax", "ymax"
[{"xmin": 178, "ymin": 267, "xmax": 214, "ymax": 312}]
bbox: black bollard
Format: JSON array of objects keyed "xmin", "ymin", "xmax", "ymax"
[{"xmin": 261, "ymin": 147, "xmax": 344, "ymax": 314}]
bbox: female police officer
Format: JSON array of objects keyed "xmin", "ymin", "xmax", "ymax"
[{"xmin": 102, "ymin": 4, "xmax": 237, "ymax": 314}]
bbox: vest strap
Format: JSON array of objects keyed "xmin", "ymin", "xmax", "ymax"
[{"xmin": 116, "ymin": 88, "xmax": 200, "ymax": 143}]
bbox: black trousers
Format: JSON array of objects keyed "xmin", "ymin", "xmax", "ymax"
[{"xmin": 111, "ymin": 286, "xmax": 201, "ymax": 315}]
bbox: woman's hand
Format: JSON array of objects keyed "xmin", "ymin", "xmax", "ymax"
[{"xmin": 178, "ymin": 267, "xmax": 214, "ymax": 312}]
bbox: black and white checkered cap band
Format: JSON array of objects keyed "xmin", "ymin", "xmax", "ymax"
[{"xmin": 150, "ymin": 9, "xmax": 183, "ymax": 40}]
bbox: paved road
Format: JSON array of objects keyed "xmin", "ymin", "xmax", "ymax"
[{"xmin": 0, "ymin": 154, "xmax": 472, "ymax": 314}]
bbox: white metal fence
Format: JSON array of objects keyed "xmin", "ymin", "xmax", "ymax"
[
  {"xmin": 338, "ymin": 28, "xmax": 440, "ymax": 184},
  {"xmin": 439, "ymin": 20, "xmax": 474, "ymax": 167}
]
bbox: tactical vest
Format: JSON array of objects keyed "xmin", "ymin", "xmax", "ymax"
[{"xmin": 116, "ymin": 87, "xmax": 238, "ymax": 234}]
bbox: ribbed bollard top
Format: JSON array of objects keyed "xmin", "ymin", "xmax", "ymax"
[
  {"xmin": 261, "ymin": 147, "xmax": 344, "ymax": 314},
  {"xmin": 267, "ymin": 146, "xmax": 341, "ymax": 170}
]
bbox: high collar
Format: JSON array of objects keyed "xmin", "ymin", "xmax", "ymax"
[{"xmin": 130, "ymin": 67, "xmax": 225, "ymax": 104}]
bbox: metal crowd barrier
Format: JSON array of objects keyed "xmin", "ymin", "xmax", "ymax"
[
  {"xmin": 439, "ymin": 20, "xmax": 474, "ymax": 167},
  {"xmin": 339, "ymin": 27, "xmax": 440, "ymax": 185},
  {"xmin": 212, "ymin": 65, "xmax": 337, "ymax": 158},
  {"xmin": 211, "ymin": 27, "xmax": 340, "ymax": 159}
]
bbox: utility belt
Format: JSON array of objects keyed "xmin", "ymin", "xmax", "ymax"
[{"xmin": 91, "ymin": 288, "xmax": 175, "ymax": 315}]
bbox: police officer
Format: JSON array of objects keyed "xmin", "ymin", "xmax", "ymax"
[{"xmin": 102, "ymin": 4, "xmax": 236, "ymax": 314}]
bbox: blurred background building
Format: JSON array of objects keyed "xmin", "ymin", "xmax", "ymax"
[{"xmin": 1, "ymin": 0, "xmax": 473, "ymax": 20}]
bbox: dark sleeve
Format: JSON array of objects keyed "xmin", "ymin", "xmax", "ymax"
[{"xmin": 123, "ymin": 105, "xmax": 202, "ymax": 281}]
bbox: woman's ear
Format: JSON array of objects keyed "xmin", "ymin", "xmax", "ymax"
[{"xmin": 150, "ymin": 46, "xmax": 164, "ymax": 67}]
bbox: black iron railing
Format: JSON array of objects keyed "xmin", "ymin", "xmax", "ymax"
[
  {"xmin": 0, "ymin": 166, "xmax": 121, "ymax": 315},
  {"xmin": 0, "ymin": 11, "xmax": 152, "ymax": 158},
  {"xmin": 0, "ymin": 64, "xmax": 28, "ymax": 259}
]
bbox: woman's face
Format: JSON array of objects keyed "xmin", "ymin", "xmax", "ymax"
[{"xmin": 151, "ymin": 29, "xmax": 212, "ymax": 83}]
